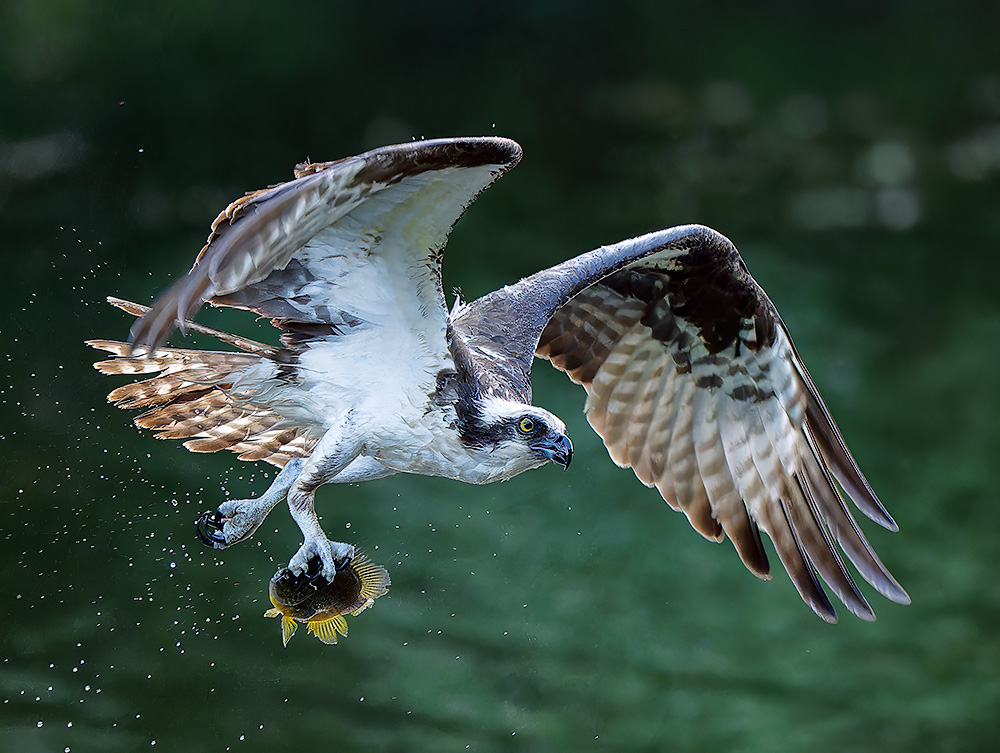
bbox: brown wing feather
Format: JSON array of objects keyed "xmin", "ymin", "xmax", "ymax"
[
  {"xmin": 536, "ymin": 238, "xmax": 908, "ymax": 621},
  {"xmin": 87, "ymin": 335, "xmax": 316, "ymax": 469}
]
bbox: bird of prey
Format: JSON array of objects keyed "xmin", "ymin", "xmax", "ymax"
[{"xmin": 88, "ymin": 136, "xmax": 909, "ymax": 623}]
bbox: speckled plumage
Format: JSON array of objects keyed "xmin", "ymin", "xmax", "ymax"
[{"xmin": 89, "ymin": 137, "xmax": 908, "ymax": 622}]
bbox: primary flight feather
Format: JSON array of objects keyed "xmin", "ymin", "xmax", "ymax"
[{"xmin": 88, "ymin": 136, "xmax": 908, "ymax": 623}]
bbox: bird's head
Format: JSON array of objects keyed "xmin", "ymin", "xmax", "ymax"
[{"xmin": 458, "ymin": 397, "xmax": 573, "ymax": 478}]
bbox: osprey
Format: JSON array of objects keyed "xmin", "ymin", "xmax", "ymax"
[{"xmin": 89, "ymin": 137, "xmax": 909, "ymax": 623}]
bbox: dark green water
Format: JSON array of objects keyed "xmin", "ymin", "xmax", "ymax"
[{"xmin": 2, "ymin": 3, "xmax": 998, "ymax": 751}]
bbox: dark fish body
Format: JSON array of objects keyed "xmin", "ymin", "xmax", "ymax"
[{"xmin": 265, "ymin": 548, "xmax": 390, "ymax": 645}]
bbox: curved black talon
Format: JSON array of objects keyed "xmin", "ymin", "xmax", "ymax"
[
  {"xmin": 195, "ymin": 510, "xmax": 227, "ymax": 548},
  {"xmin": 291, "ymin": 551, "xmax": 352, "ymax": 587},
  {"xmin": 304, "ymin": 555, "xmax": 324, "ymax": 579}
]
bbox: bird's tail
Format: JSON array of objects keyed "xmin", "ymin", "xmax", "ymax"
[{"xmin": 86, "ymin": 297, "xmax": 313, "ymax": 467}]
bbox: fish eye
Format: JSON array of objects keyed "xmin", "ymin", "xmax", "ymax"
[{"xmin": 517, "ymin": 417, "xmax": 535, "ymax": 434}]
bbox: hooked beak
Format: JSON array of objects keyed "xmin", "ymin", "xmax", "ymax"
[{"xmin": 532, "ymin": 433, "xmax": 573, "ymax": 471}]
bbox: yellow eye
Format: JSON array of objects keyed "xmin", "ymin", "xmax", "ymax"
[{"xmin": 518, "ymin": 417, "xmax": 535, "ymax": 434}]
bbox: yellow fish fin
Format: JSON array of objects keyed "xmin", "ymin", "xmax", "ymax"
[
  {"xmin": 264, "ymin": 608, "xmax": 282, "ymax": 618},
  {"xmin": 280, "ymin": 615, "xmax": 297, "ymax": 647},
  {"xmin": 351, "ymin": 551, "xmax": 391, "ymax": 603},
  {"xmin": 307, "ymin": 614, "xmax": 348, "ymax": 645}
]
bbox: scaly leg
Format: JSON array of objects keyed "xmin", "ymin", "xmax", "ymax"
[
  {"xmin": 195, "ymin": 458, "xmax": 305, "ymax": 549},
  {"xmin": 284, "ymin": 414, "xmax": 364, "ymax": 579},
  {"xmin": 286, "ymin": 486, "xmax": 356, "ymax": 578}
]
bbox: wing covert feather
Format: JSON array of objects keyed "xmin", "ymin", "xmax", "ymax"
[{"xmin": 130, "ymin": 137, "xmax": 522, "ymax": 353}]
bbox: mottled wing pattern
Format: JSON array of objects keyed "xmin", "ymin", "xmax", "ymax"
[
  {"xmin": 89, "ymin": 298, "xmax": 314, "ymax": 467},
  {"xmin": 129, "ymin": 137, "xmax": 522, "ymax": 355},
  {"xmin": 88, "ymin": 337, "xmax": 315, "ymax": 468},
  {"xmin": 532, "ymin": 227, "xmax": 909, "ymax": 621},
  {"xmin": 96, "ymin": 138, "xmax": 521, "ymax": 464},
  {"xmin": 450, "ymin": 229, "xmax": 710, "ymax": 402}
]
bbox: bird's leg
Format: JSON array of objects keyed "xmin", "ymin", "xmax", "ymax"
[
  {"xmin": 286, "ymin": 486, "xmax": 357, "ymax": 579},
  {"xmin": 284, "ymin": 415, "xmax": 364, "ymax": 579},
  {"xmin": 195, "ymin": 458, "xmax": 304, "ymax": 550}
]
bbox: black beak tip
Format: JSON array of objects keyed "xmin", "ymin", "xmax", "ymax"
[
  {"xmin": 556, "ymin": 443, "xmax": 573, "ymax": 471},
  {"xmin": 534, "ymin": 434, "xmax": 573, "ymax": 471}
]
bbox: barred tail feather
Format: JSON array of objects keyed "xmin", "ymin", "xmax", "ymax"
[{"xmin": 87, "ymin": 300, "xmax": 314, "ymax": 468}]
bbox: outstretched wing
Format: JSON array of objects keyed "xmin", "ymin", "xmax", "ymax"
[
  {"xmin": 453, "ymin": 225, "xmax": 909, "ymax": 622},
  {"xmin": 96, "ymin": 138, "xmax": 520, "ymax": 465},
  {"xmin": 129, "ymin": 137, "xmax": 522, "ymax": 361}
]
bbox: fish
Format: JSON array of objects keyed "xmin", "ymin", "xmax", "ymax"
[{"xmin": 264, "ymin": 545, "xmax": 390, "ymax": 646}]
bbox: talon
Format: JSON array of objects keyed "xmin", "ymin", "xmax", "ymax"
[
  {"xmin": 305, "ymin": 556, "xmax": 324, "ymax": 578},
  {"xmin": 335, "ymin": 552, "xmax": 354, "ymax": 572},
  {"xmin": 288, "ymin": 536, "xmax": 339, "ymax": 580},
  {"xmin": 304, "ymin": 557, "xmax": 328, "ymax": 587},
  {"xmin": 195, "ymin": 510, "xmax": 227, "ymax": 549}
]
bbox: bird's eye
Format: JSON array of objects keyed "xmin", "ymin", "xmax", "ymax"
[{"xmin": 518, "ymin": 417, "xmax": 535, "ymax": 434}]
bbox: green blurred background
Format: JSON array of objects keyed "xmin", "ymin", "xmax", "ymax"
[{"xmin": 2, "ymin": 1, "xmax": 998, "ymax": 751}]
